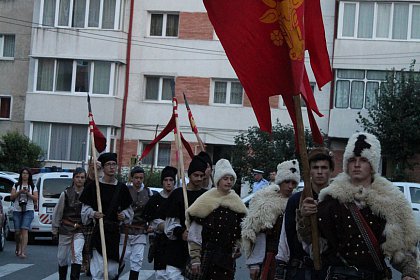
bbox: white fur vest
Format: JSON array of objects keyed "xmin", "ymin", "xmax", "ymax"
[
  {"xmin": 319, "ymin": 173, "xmax": 420, "ymax": 265},
  {"xmin": 241, "ymin": 184, "xmax": 289, "ymax": 257},
  {"xmin": 185, "ymin": 188, "xmax": 247, "ymax": 227}
]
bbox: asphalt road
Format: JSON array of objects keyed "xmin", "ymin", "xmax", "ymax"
[{"xmin": 0, "ymin": 239, "xmax": 249, "ymax": 279}]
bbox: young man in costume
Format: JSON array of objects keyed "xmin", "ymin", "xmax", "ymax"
[
  {"xmin": 142, "ymin": 165, "xmax": 177, "ymax": 280},
  {"xmin": 197, "ymin": 151, "xmax": 214, "ymax": 189},
  {"xmin": 299, "ymin": 133, "xmax": 419, "ymax": 280},
  {"xmin": 186, "ymin": 159, "xmax": 247, "ymax": 280},
  {"xmin": 162, "ymin": 155, "xmax": 208, "ymax": 279},
  {"xmin": 119, "ymin": 166, "xmax": 153, "ymax": 280},
  {"xmin": 275, "ymin": 147, "xmax": 334, "ymax": 280},
  {"xmin": 243, "ymin": 160, "xmax": 300, "ymax": 280},
  {"xmin": 52, "ymin": 167, "xmax": 87, "ymax": 280},
  {"xmin": 79, "ymin": 152, "xmax": 133, "ymax": 280}
]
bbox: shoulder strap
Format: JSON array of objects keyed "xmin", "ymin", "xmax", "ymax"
[{"xmin": 346, "ymin": 202, "xmax": 384, "ymax": 271}]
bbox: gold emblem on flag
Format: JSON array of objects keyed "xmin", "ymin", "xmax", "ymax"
[{"xmin": 260, "ymin": 0, "xmax": 304, "ymax": 60}]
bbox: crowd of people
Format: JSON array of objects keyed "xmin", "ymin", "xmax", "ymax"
[{"xmin": 9, "ymin": 132, "xmax": 420, "ymax": 280}]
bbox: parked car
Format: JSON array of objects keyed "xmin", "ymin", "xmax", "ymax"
[
  {"xmin": 393, "ymin": 182, "xmax": 420, "ymax": 227},
  {"xmin": 5, "ymin": 172, "xmax": 73, "ymax": 242},
  {"xmin": 0, "ymin": 171, "xmax": 19, "ymax": 209},
  {"xmin": 0, "ymin": 198, "xmax": 5, "ymax": 251}
]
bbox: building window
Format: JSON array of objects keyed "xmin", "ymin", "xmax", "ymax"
[
  {"xmin": 334, "ymin": 69, "xmax": 387, "ymax": 109},
  {"xmin": 0, "ymin": 96, "xmax": 12, "ymax": 119},
  {"xmin": 149, "ymin": 13, "xmax": 179, "ymax": 37},
  {"xmin": 140, "ymin": 142, "xmax": 171, "ymax": 167},
  {"xmin": 32, "ymin": 122, "xmax": 107, "ymax": 161},
  {"xmin": 144, "ymin": 76, "xmax": 174, "ymax": 101},
  {"xmin": 0, "ymin": 34, "xmax": 15, "ymax": 58},
  {"xmin": 41, "ymin": 0, "xmax": 119, "ymax": 29},
  {"xmin": 212, "ymin": 80, "xmax": 243, "ymax": 105},
  {"xmin": 35, "ymin": 58, "xmax": 114, "ymax": 95},
  {"xmin": 339, "ymin": 2, "xmax": 420, "ymax": 40}
]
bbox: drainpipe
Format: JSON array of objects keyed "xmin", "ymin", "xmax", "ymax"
[{"xmin": 118, "ymin": 0, "xmax": 134, "ymax": 175}]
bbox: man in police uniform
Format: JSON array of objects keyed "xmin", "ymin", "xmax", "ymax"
[
  {"xmin": 251, "ymin": 169, "xmax": 269, "ymax": 193},
  {"xmin": 120, "ymin": 166, "xmax": 153, "ymax": 280},
  {"xmin": 52, "ymin": 167, "xmax": 87, "ymax": 280}
]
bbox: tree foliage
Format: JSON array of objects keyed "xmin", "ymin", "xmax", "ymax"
[
  {"xmin": 232, "ymin": 120, "xmax": 319, "ymax": 183},
  {"xmin": 0, "ymin": 131, "xmax": 44, "ymax": 172},
  {"xmin": 357, "ymin": 61, "xmax": 420, "ymax": 180}
]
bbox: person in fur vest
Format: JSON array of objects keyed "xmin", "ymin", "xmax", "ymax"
[
  {"xmin": 185, "ymin": 159, "xmax": 247, "ymax": 280},
  {"xmin": 298, "ymin": 132, "xmax": 420, "ymax": 280},
  {"xmin": 242, "ymin": 160, "xmax": 300, "ymax": 280}
]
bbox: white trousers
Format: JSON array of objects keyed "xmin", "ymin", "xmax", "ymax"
[
  {"xmin": 57, "ymin": 233, "xmax": 85, "ymax": 266},
  {"xmin": 90, "ymin": 250, "xmax": 119, "ymax": 280},
  {"xmin": 119, "ymin": 233, "xmax": 147, "ymax": 272},
  {"xmin": 165, "ymin": 265, "xmax": 185, "ymax": 280}
]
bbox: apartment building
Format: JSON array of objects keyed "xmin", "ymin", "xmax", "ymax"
[
  {"xmin": 4, "ymin": 0, "xmax": 417, "ymax": 179},
  {"xmin": 329, "ymin": 0, "xmax": 420, "ymax": 179},
  {"xmin": 0, "ymin": 0, "xmax": 34, "ymax": 136}
]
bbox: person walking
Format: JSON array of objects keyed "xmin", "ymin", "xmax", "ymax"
[
  {"xmin": 243, "ymin": 160, "xmax": 300, "ymax": 280},
  {"xmin": 52, "ymin": 167, "xmax": 87, "ymax": 280},
  {"xmin": 10, "ymin": 167, "xmax": 38, "ymax": 258},
  {"xmin": 119, "ymin": 166, "xmax": 153, "ymax": 280},
  {"xmin": 185, "ymin": 159, "xmax": 247, "ymax": 280},
  {"xmin": 142, "ymin": 165, "xmax": 177, "ymax": 279},
  {"xmin": 299, "ymin": 133, "xmax": 419, "ymax": 280},
  {"xmin": 79, "ymin": 152, "xmax": 133, "ymax": 280},
  {"xmin": 275, "ymin": 147, "xmax": 334, "ymax": 280},
  {"xmin": 162, "ymin": 155, "xmax": 208, "ymax": 279}
]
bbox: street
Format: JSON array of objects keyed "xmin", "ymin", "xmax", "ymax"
[{"xmin": 0, "ymin": 239, "xmax": 249, "ymax": 279}]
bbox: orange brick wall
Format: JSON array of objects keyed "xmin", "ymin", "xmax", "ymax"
[
  {"xmin": 179, "ymin": 12, "xmax": 214, "ymax": 40},
  {"xmin": 243, "ymin": 92, "xmax": 251, "ymax": 107},
  {"xmin": 175, "ymin": 77, "xmax": 210, "ymax": 105},
  {"xmin": 269, "ymin": 95, "xmax": 279, "ymax": 108},
  {"xmin": 116, "ymin": 139, "xmax": 138, "ymax": 167}
]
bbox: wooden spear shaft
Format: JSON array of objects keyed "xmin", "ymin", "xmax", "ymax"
[
  {"xmin": 292, "ymin": 94, "xmax": 321, "ymax": 270},
  {"xmin": 88, "ymin": 116, "xmax": 109, "ymax": 280}
]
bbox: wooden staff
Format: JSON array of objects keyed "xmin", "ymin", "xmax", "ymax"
[
  {"xmin": 172, "ymin": 96, "xmax": 189, "ymax": 211},
  {"xmin": 183, "ymin": 92, "xmax": 205, "ymax": 152},
  {"xmin": 292, "ymin": 94, "xmax": 321, "ymax": 270},
  {"xmin": 88, "ymin": 115, "xmax": 109, "ymax": 280}
]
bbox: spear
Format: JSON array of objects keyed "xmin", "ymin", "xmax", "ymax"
[
  {"xmin": 172, "ymin": 82, "xmax": 189, "ymax": 211},
  {"xmin": 183, "ymin": 92, "xmax": 205, "ymax": 152},
  {"xmin": 87, "ymin": 94, "xmax": 109, "ymax": 280}
]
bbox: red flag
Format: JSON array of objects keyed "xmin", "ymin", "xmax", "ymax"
[
  {"xmin": 204, "ymin": 0, "xmax": 332, "ymax": 143},
  {"xmin": 87, "ymin": 94, "xmax": 106, "ymax": 153},
  {"xmin": 139, "ymin": 114, "xmax": 194, "ymax": 161}
]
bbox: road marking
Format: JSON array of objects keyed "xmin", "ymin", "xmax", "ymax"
[
  {"xmin": 0, "ymin": 264, "xmax": 34, "ymax": 278},
  {"xmin": 119, "ymin": 270, "xmax": 155, "ymax": 279}
]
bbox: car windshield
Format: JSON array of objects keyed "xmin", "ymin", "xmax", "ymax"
[
  {"xmin": 410, "ymin": 187, "xmax": 420, "ymax": 204},
  {"xmin": 42, "ymin": 178, "xmax": 73, "ymax": 198}
]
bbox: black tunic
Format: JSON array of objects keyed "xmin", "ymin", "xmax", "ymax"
[
  {"xmin": 142, "ymin": 192, "xmax": 169, "ymax": 270},
  {"xmin": 79, "ymin": 180, "xmax": 132, "ymax": 261},
  {"xmin": 163, "ymin": 187, "xmax": 207, "ymax": 269}
]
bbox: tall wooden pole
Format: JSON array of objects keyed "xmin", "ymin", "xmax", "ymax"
[
  {"xmin": 88, "ymin": 115, "xmax": 109, "ymax": 280},
  {"xmin": 292, "ymin": 95, "xmax": 321, "ymax": 270}
]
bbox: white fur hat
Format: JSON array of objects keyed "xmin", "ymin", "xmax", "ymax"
[
  {"xmin": 275, "ymin": 159, "xmax": 300, "ymax": 185},
  {"xmin": 343, "ymin": 132, "xmax": 381, "ymax": 173},
  {"xmin": 213, "ymin": 159, "xmax": 237, "ymax": 186}
]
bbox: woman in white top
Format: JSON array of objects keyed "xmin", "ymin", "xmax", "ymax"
[{"xmin": 10, "ymin": 167, "xmax": 38, "ymax": 258}]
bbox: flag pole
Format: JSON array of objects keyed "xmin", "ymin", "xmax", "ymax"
[
  {"xmin": 183, "ymin": 92, "xmax": 205, "ymax": 152},
  {"xmin": 292, "ymin": 94, "xmax": 321, "ymax": 270},
  {"xmin": 88, "ymin": 113, "xmax": 109, "ymax": 280},
  {"xmin": 172, "ymin": 83, "xmax": 189, "ymax": 212}
]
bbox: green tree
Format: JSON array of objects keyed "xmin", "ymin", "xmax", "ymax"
[
  {"xmin": 232, "ymin": 120, "xmax": 319, "ymax": 183},
  {"xmin": 0, "ymin": 131, "xmax": 44, "ymax": 172},
  {"xmin": 357, "ymin": 62, "xmax": 420, "ymax": 181}
]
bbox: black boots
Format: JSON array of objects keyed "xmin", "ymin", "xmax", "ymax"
[
  {"xmin": 129, "ymin": 270, "xmax": 139, "ymax": 280},
  {"xmin": 70, "ymin": 264, "xmax": 81, "ymax": 280},
  {"xmin": 58, "ymin": 265, "xmax": 68, "ymax": 280}
]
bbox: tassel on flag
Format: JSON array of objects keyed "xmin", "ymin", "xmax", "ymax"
[{"xmin": 87, "ymin": 94, "xmax": 107, "ymax": 153}]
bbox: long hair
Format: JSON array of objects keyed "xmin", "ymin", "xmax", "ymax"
[{"xmin": 17, "ymin": 167, "xmax": 35, "ymax": 189}]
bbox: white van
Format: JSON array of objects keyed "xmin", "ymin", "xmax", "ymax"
[
  {"xmin": 393, "ymin": 182, "xmax": 420, "ymax": 227},
  {"xmin": 6, "ymin": 172, "xmax": 73, "ymax": 241}
]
